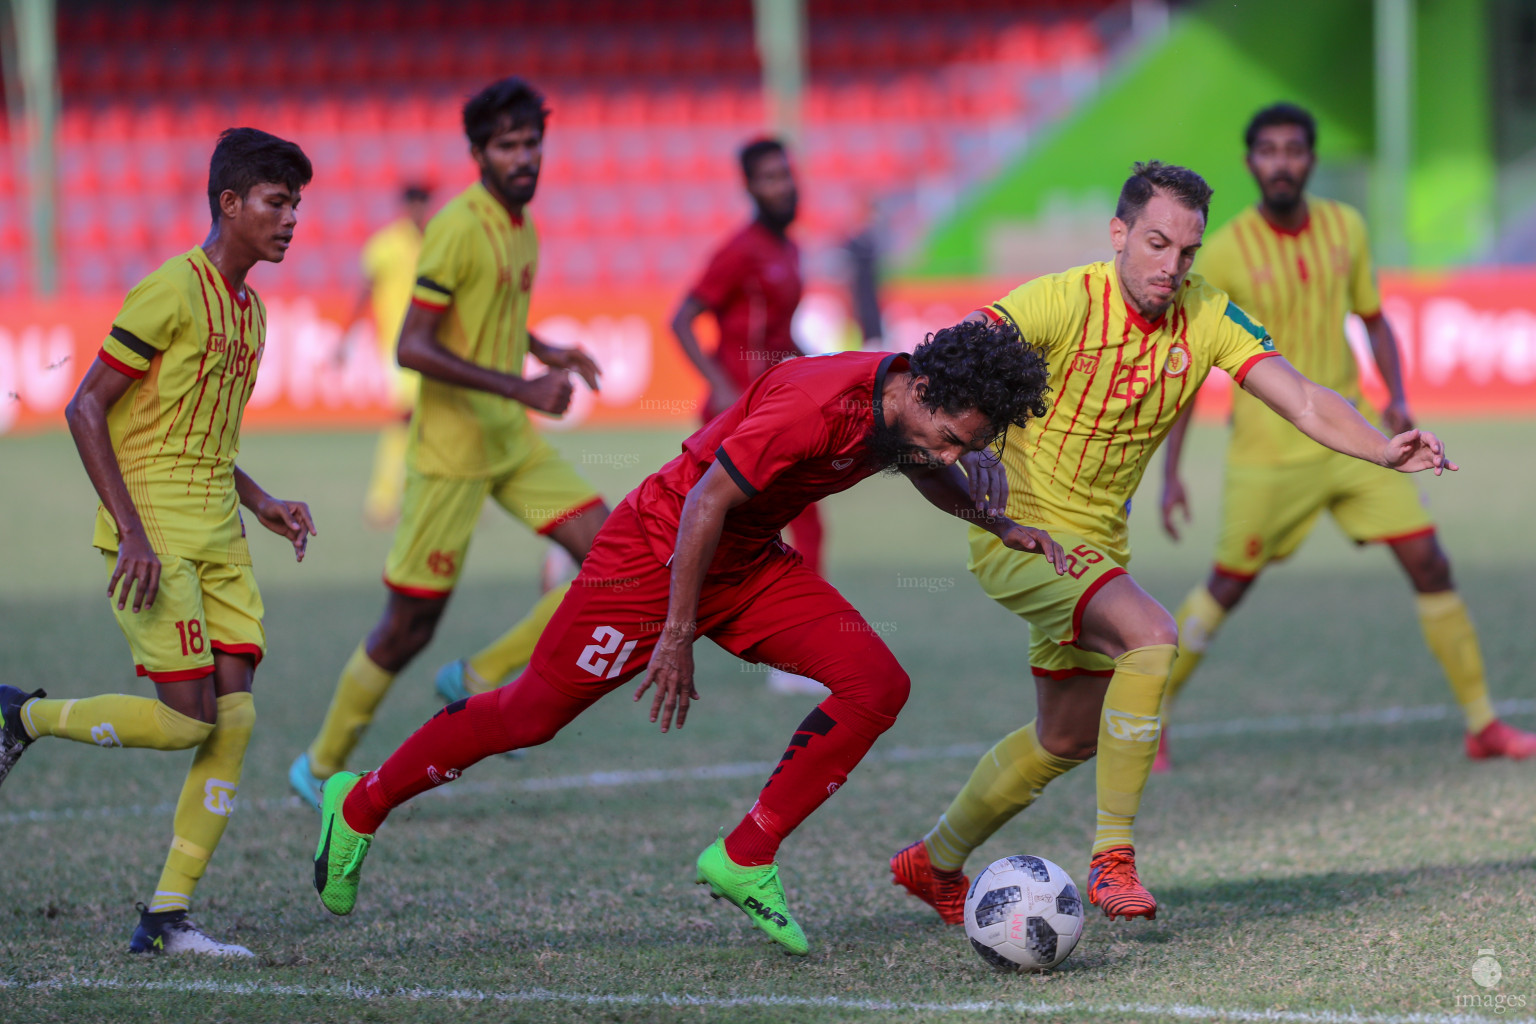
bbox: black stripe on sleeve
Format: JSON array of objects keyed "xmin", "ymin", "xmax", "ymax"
[
  {"xmin": 109, "ymin": 325, "xmax": 157, "ymax": 361},
  {"xmin": 416, "ymin": 276, "xmax": 452, "ymax": 296},
  {"xmin": 714, "ymin": 446, "xmax": 758, "ymax": 498}
]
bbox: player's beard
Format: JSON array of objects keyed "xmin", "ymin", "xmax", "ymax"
[
  {"xmin": 1261, "ymin": 175, "xmax": 1304, "ymax": 214},
  {"xmin": 492, "ymin": 168, "xmax": 539, "ymax": 208},
  {"xmin": 756, "ymin": 194, "xmax": 798, "ymax": 233},
  {"xmin": 862, "ymin": 421, "xmax": 938, "ymax": 475}
]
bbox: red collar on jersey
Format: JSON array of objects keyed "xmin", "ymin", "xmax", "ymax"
[
  {"xmin": 1258, "ymin": 207, "xmax": 1311, "ymax": 237},
  {"xmin": 203, "ymin": 253, "xmax": 251, "ymax": 311},
  {"xmin": 1123, "ymin": 298, "xmax": 1166, "ymax": 336}
]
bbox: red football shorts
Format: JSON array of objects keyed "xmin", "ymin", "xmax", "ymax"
[{"xmin": 528, "ymin": 499, "xmax": 858, "ymax": 699}]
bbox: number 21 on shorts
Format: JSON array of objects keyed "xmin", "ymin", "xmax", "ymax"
[{"xmin": 576, "ymin": 626, "xmax": 639, "ymax": 679}]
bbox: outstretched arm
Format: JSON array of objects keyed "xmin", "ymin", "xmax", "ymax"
[
  {"xmin": 633, "ymin": 462, "xmax": 752, "ymax": 733},
  {"xmin": 66, "ymin": 359, "xmax": 159, "ymax": 612},
  {"xmin": 905, "ymin": 464, "xmax": 1065, "ymax": 573},
  {"xmin": 396, "ymin": 303, "xmax": 574, "ymax": 415},
  {"xmin": 1364, "ymin": 314, "xmax": 1414, "ymax": 434},
  {"xmin": 1159, "ymin": 404, "xmax": 1195, "ymax": 540},
  {"xmin": 1241, "ymin": 356, "xmax": 1455, "ymax": 474}
]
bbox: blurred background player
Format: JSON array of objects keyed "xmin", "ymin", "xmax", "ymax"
[
  {"xmin": 0, "ymin": 128, "xmax": 316, "ymax": 955},
  {"xmin": 841, "ymin": 194, "xmax": 887, "ymax": 349},
  {"xmin": 351, "ymin": 183, "xmax": 432, "ymax": 529},
  {"xmin": 670, "ymin": 137, "xmax": 826, "ymax": 695},
  {"xmin": 289, "ymin": 77, "xmax": 610, "ymax": 808},
  {"xmin": 309, "ymin": 321, "xmax": 1062, "ymax": 955},
  {"xmin": 1156, "ymin": 104, "xmax": 1536, "ymax": 770},
  {"xmin": 890, "ymin": 161, "xmax": 1460, "ymax": 927}
]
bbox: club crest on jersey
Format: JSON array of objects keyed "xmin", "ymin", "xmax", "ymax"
[
  {"xmin": 1164, "ymin": 342, "xmax": 1191, "ymax": 378},
  {"xmin": 207, "ymin": 333, "xmax": 227, "ymax": 354},
  {"xmin": 1071, "ymin": 353, "xmax": 1100, "ymax": 376}
]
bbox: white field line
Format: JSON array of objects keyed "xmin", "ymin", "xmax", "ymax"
[
  {"xmin": 3, "ymin": 698, "xmax": 1532, "ymax": 828},
  {"xmin": 0, "ymin": 976, "xmax": 1527, "ymax": 1024}
]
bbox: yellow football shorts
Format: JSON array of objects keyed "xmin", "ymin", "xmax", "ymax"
[
  {"xmin": 1213, "ymin": 451, "xmax": 1433, "ymax": 579},
  {"xmin": 384, "ymin": 435, "xmax": 602, "ymax": 597},
  {"xmin": 101, "ymin": 551, "xmax": 266, "ymax": 683},
  {"xmin": 967, "ymin": 526, "xmax": 1128, "ymax": 680}
]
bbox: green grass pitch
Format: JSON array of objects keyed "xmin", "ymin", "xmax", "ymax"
[{"xmin": 1, "ymin": 421, "xmax": 1533, "ymax": 1023}]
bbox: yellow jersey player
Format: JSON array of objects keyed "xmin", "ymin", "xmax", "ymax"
[
  {"xmin": 354, "ymin": 183, "xmax": 431, "ymax": 528},
  {"xmin": 0, "ymin": 128, "xmax": 317, "ymax": 955},
  {"xmin": 1155, "ymin": 104, "xmax": 1536, "ymax": 768},
  {"xmin": 290, "ymin": 77, "xmax": 611, "ymax": 807},
  {"xmin": 889, "ymin": 161, "xmax": 1457, "ymax": 926}
]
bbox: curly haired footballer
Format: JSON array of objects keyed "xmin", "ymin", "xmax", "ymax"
[{"xmin": 911, "ymin": 317, "xmax": 1052, "ymax": 439}]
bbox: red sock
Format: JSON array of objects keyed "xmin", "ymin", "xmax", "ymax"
[
  {"xmin": 724, "ymin": 695, "xmax": 893, "ymax": 866},
  {"xmin": 341, "ymin": 669, "xmax": 594, "ymax": 834}
]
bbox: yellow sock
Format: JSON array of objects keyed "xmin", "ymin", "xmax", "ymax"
[
  {"xmin": 466, "ymin": 582, "xmax": 570, "ymax": 690},
  {"xmin": 307, "ymin": 643, "xmax": 395, "ymax": 778},
  {"xmin": 924, "ymin": 721, "xmax": 1084, "ymax": 873},
  {"xmin": 1162, "ymin": 585, "xmax": 1227, "ymax": 715},
  {"xmin": 363, "ymin": 422, "xmax": 409, "ymax": 524},
  {"xmin": 1094, "ymin": 644, "xmax": 1176, "ymax": 854},
  {"xmin": 21, "ymin": 695, "xmax": 212, "ymax": 750},
  {"xmin": 1417, "ymin": 591, "xmax": 1495, "ymax": 733},
  {"xmin": 150, "ymin": 692, "xmax": 255, "ymax": 913}
]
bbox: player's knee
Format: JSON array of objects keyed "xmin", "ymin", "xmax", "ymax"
[
  {"xmin": 1037, "ymin": 721, "xmax": 1096, "ymax": 761},
  {"xmin": 1411, "ymin": 550, "xmax": 1452, "ymax": 592},
  {"xmin": 1206, "ymin": 572, "xmax": 1250, "ymax": 610},
  {"xmin": 153, "ymin": 702, "xmax": 217, "ymax": 749},
  {"xmin": 1128, "ymin": 607, "xmax": 1178, "ymax": 651},
  {"xmin": 861, "ymin": 663, "xmax": 911, "ymax": 720}
]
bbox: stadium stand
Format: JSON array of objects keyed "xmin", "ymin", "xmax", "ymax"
[{"xmin": 1, "ymin": 0, "xmax": 1118, "ymax": 296}]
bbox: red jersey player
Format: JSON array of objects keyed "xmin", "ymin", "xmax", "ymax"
[
  {"xmin": 671, "ymin": 141, "xmax": 828, "ymax": 693},
  {"xmin": 312, "ymin": 320, "xmax": 1060, "ymax": 955}
]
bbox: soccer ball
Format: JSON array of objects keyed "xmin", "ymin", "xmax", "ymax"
[{"xmin": 963, "ymin": 855, "xmax": 1084, "ymax": 971}]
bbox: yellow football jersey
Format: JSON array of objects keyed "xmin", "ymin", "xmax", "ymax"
[
  {"xmin": 984, "ymin": 261, "xmax": 1277, "ymax": 562},
  {"xmin": 407, "ymin": 182, "xmax": 540, "ymax": 477},
  {"xmin": 1197, "ymin": 198, "xmax": 1381, "ymax": 466},
  {"xmin": 93, "ymin": 246, "xmax": 266, "ymax": 565},
  {"xmin": 360, "ymin": 216, "xmax": 422, "ymax": 361}
]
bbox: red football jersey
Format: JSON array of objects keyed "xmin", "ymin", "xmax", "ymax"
[
  {"xmin": 690, "ymin": 220, "xmax": 804, "ymax": 396},
  {"xmin": 632, "ymin": 351, "xmax": 906, "ymax": 574}
]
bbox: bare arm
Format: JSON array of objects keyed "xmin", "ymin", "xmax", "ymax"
[
  {"xmin": 1159, "ymin": 404, "xmax": 1196, "ymax": 540},
  {"xmin": 396, "ymin": 302, "xmax": 573, "ymax": 415},
  {"xmin": 234, "ymin": 466, "xmax": 318, "ymax": 562},
  {"xmin": 66, "ymin": 359, "xmax": 161, "ymax": 611},
  {"xmin": 1364, "ymin": 314, "xmax": 1414, "ymax": 434},
  {"xmin": 1241, "ymin": 356, "xmax": 1455, "ymax": 474},
  {"xmin": 528, "ymin": 330, "xmax": 602, "ymax": 392},
  {"xmin": 632, "ymin": 462, "xmax": 752, "ymax": 732},
  {"xmin": 904, "ymin": 463, "xmax": 1065, "ymax": 573},
  {"xmin": 670, "ymin": 295, "xmax": 739, "ymax": 403}
]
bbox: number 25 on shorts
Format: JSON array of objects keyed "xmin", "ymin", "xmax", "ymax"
[{"xmin": 1060, "ymin": 544, "xmax": 1105, "ymax": 580}]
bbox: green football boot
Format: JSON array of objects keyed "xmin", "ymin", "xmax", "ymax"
[
  {"xmin": 695, "ymin": 836, "xmax": 809, "ymax": 956},
  {"xmin": 313, "ymin": 771, "xmax": 373, "ymax": 916}
]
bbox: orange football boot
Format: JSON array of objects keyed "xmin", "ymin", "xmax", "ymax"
[
  {"xmin": 1086, "ymin": 846, "xmax": 1157, "ymax": 920},
  {"xmin": 890, "ymin": 840, "xmax": 969, "ymax": 925}
]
